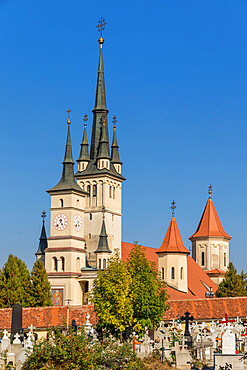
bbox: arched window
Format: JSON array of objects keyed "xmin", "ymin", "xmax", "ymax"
[
  {"xmin": 82, "ymin": 163, "xmax": 85, "ymax": 170},
  {"xmin": 76, "ymin": 199, "xmax": 80, "ymax": 208},
  {"xmin": 118, "ymin": 166, "xmax": 120, "ymax": 172},
  {"xmin": 76, "ymin": 257, "xmax": 80, "ymax": 272},
  {"xmin": 109, "ymin": 186, "xmax": 112, "ymax": 198},
  {"xmin": 224, "ymin": 253, "xmax": 226, "ymax": 267},
  {"xmin": 89, "ymin": 233, "xmax": 91, "ymax": 239},
  {"xmin": 202, "ymin": 252, "xmax": 205, "ymax": 266},
  {"xmin": 103, "ymin": 259, "xmax": 106, "ymax": 269},
  {"xmin": 87, "ymin": 185, "xmax": 91, "ymax": 197},
  {"xmin": 93, "ymin": 185, "xmax": 97, "ymax": 197},
  {"xmin": 113, "ymin": 187, "xmax": 115, "ymax": 199},
  {"xmin": 171, "ymin": 267, "xmax": 175, "ymax": 280},
  {"xmin": 61, "ymin": 257, "xmax": 65, "ymax": 272},
  {"xmin": 180, "ymin": 267, "xmax": 184, "ymax": 280},
  {"xmin": 162, "ymin": 267, "xmax": 164, "ymax": 280},
  {"xmin": 99, "ymin": 258, "xmax": 101, "ymax": 269},
  {"xmin": 53, "ymin": 257, "xmax": 58, "ymax": 272},
  {"xmin": 60, "ymin": 199, "xmax": 63, "ymax": 208}
]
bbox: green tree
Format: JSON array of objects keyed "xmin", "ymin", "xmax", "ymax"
[
  {"xmin": 127, "ymin": 243, "xmax": 169, "ymax": 332},
  {"xmin": 90, "ymin": 251, "xmax": 133, "ymax": 336},
  {"xmin": 30, "ymin": 259, "xmax": 52, "ymax": 307},
  {"xmin": 0, "ymin": 254, "xmax": 32, "ymax": 308},
  {"xmin": 216, "ymin": 262, "xmax": 247, "ymax": 297}
]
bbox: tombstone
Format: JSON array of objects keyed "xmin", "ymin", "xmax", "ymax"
[
  {"xmin": 11, "ymin": 304, "xmax": 23, "ymax": 340},
  {"xmin": 1, "ymin": 329, "xmax": 10, "ymax": 352},
  {"xmin": 71, "ymin": 319, "xmax": 78, "ymax": 334},
  {"xmin": 181, "ymin": 311, "xmax": 194, "ymax": 347},
  {"xmin": 222, "ymin": 326, "xmax": 236, "ymax": 355}
]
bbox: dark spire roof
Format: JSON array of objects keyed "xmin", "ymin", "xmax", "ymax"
[
  {"xmin": 97, "ymin": 120, "xmax": 110, "ymax": 159},
  {"xmin": 77, "ymin": 115, "xmax": 90, "ymax": 162},
  {"xmin": 35, "ymin": 211, "xmax": 48, "ymax": 256},
  {"xmin": 111, "ymin": 116, "xmax": 122, "ymax": 164},
  {"xmin": 90, "ymin": 37, "xmax": 110, "ymax": 161},
  {"xmin": 95, "ymin": 213, "xmax": 111, "ymax": 254},
  {"xmin": 48, "ymin": 116, "xmax": 87, "ymax": 194}
]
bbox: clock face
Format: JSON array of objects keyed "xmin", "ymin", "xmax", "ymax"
[
  {"xmin": 73, "ymin": 215, "xmax": 82, "ymax": 232},
  {"xmin": 54, "ymin": 214, "xmax": 68, "ymax": 231}
]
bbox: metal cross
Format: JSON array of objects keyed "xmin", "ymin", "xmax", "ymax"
[
  {"xmin": 208, "ymin": 184, "xmax": 212, "ymax": 198},
  {"xmin": 67, "ymin": 108, "xmax": 71, "ymax": 123},
  {"xmin": 41, "ymin": 210, "xmax": 46, "ymax": 222},
  {"xmin": 83, "ymin": 113, "xmax": 88, "ymax": 127},
  {"xmin": 113, "ymin": 115, "xmax": 117, "ymax": 129},
  {"xmin": 171, "ymin": 200, "xmax": 176, "ymax": 216},
  {"xmin": 97, "ymin": 17, "xmax": 106, "ymax": 36}
]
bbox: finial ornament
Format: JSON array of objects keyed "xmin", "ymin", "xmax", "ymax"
[
  {"xmin": 113, "ymin": 115, "xmax": 117, "ymax": 130},
  {"xmin": 97, "ymin": 17, "xmax": 106, "ymax": 45},
  {"xmin": 67, "ymin": 108, "xmax": 72, "ymax": 124},
  {"xmin": 171, "ymin": 200, "xmax": 176, "ymax": 217},
  {"xmin": 41, "ymin": 210, "xmax": 46, "ymax": 223},
  {"xmin": 83, "ymin": 113, "xmax": 88, "ymax": 128},
  {"xmin": 102, "ymin": 205, "xmax": 106, "ymax": 220},
  {"xmin": 208, "ymin": 184, "xmax": 212, "ymax": 198}
]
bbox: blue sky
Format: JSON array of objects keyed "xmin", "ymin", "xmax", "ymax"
[{"xmin": 0, "ymin": 0, "xmax": 247, "ymax": 271}]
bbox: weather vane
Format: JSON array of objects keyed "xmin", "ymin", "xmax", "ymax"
[
  {"xmin": 97, "ymin": 17, "xmax": 106, "ymax": 36},
  {"xmin": 171, "ymin": 200, "xmax": 176, "ymax": 217},
  {"xmin": 67, "ymin": 108, "xmax": 71, "ymax": 124},
  {"xmin": 113, "ymin": 115, "xmax": 117, "ymax": 129},
  {"xmin": 208, "ymin": 184, "xmax": 212, "ymax": 198},
  {"xmin": 41, "ymin": 210, "xmax": 46, "ymax": 222},
  {"xmin": 83, "ymin": 113, "xmax": 88, "ymax": 127}
]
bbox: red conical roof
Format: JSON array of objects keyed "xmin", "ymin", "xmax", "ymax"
[
  {"xmin": 189, "ymin": 197, "xmax": 231, "ymax": 240},
  {"xmin": 156, "ymin": 216, "xmax": 190, "ymax": 254}
]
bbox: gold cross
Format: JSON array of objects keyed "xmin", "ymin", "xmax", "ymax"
[
  {"xmin": 83, "ymin": 113, "xmax": 88, "ymax": 127},
  {"xmin": 171, "ymin": 200, "xmax": 176, "ymax": 217},
  {"xmin": 97, "ymin": 17, "xmax": 106, "ymax": 36}
]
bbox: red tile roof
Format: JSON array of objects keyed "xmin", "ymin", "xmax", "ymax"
[
  {"xmin": 156, "ymin": 216, "xmax": 190, "ymax": 254},
  {"xmin": 189, "ymin": 197, "xmax": 231, "ymax": 240},
  {"xmin": 121, "ymin": 243, "xmax": 218, "ymax": 300}
]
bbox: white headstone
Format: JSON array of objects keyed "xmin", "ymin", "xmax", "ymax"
[
  {"xmin": 13, "ymin": 332, "xmax": 21, "ymax": 345},
  {"xmin": 222, "ymin": 327, "xmax": 236, "ymax": 354}
]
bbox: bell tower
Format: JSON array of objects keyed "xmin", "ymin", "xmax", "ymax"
[{"xmin": 75, "ymin": 19, "xmax": 125, "ymax": 265}]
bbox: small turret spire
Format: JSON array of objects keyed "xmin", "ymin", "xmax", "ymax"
[
  {"xmin": 111, "ymin": 115, "xmax": 122, "ymax": 164},
  {"xmin": 77, "ymin": 114, "xmax": 90, "ymax": 163},
  {"xmin": 35, "ymin": 210, "xmax": 48, "ymax": 258},
  {"xmin": 95, "ymin": 206, "xmax": 111, "ymax": 254}
]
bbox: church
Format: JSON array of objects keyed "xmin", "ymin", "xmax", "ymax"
[{"xmin": 35, "ymin": 29, "xmax": 231, "ymax": 307}]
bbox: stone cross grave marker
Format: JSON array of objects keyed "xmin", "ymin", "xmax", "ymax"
[{"xmin": 181, "ymin": 311, "xmax": 194, "ymax": 347}]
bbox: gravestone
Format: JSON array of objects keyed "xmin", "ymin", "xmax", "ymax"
[
  {"xmin": 181, "ymin": 311, "xmax": 194, "ymax": 347},
  {"xmin": 222, "ymin": 326, "xmax": 236, "ymax": 354},
  {"xmin": 11, "ymin": 304, "xmax": 23, "ymax": 340}
]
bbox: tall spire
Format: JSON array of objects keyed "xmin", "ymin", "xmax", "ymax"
[
  {"xmin": 35, "ymin": 211, "xmax": 48, "ymax": 257},
  {"xmin": 77, "ymin": 114, "xmax": 90, "ymax": 162},
  {"xmin": 111, "ymin": 116, "xmax": 122, "ymax": 164},
  {"xmin": 90, "ymin": 18, "xmax": 109, "ymax": 161},
  {"xmin": 48, "ymin": 110, "xmax": 85, "ymax": 193},
  {"xmin": 95, "ymin": 206, "xmax": 111, "ymax": 253}
]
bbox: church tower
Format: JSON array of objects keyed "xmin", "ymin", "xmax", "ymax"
[
  {"xmin": 189, "ymin": 186, "xmax": 231, "ymax": 285},
  {"xmin": 156, "ymin": 202, "xmax": 190, "ymax": 293},
  {"xmin": 75, "ymin": 22, "xmax": 125, "ymax": 264},
  {"xmin": 45, "ymin": 112, "xmax": 88, "ymax": 306}
]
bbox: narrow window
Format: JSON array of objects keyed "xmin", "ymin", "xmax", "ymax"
[
  {"xmin": 224, "ymin": 253, "xmax": 226, "ymax": 267},
  {"xmin": 82, "ymin": 163, "xmax": 84, "ymax": 170},
  {"xmin": 93, "ymin": 185, "xmax": 97, "ymax": 197},
  {"xmin": 99, "ymin": 258, "xmax": 101, "ymax": 269},
  {"xmin": 109, "ymin": 186, "xmax": 112, "ymax": 198},
  {"xmin": 118, "ymin": 166, "xmax": 120, "ymax": 172},
  {"xmin": 84, "ymin": 281, "xmax": 89, "ymax": 293},
  {"xmin": 60, "ymin": 199, "xmax": 63, "ymax": 208},
  {"xmin": 89, "ymin": 233, "xmax": 91, "ymax": 239},
  {"xmin": 76, "ymin": 257, "xmax": 80, "ymax": 272},
  {"xmin": 202, "ymin": 252, "xmax": 205, "ymax": 266},
  {"xmin": 87, "ymin": 185, "xmax": 91, "ymax": 197},
  {"xmin": 180, "ymin": 267, "xmax": 183, "ymax": 280},
  {"xmin": 171, "ymin": 267, "xmax": 175, "ymax": 280},
  {"xmin": 103, "ymin": 259, "xmax": 106, "ymax": 269},
  {"xmin": 162, "ymin": 267, "xmax": 164, "ymax": 280},
  {"xmin": 113, "ymin": 187, "xmax": 115, "ymax": 199},
  {"xmin": 61, "ymin": 257, "xmax": 65, "ymax": 272},
  {"xmin": 90, "ymin": 213, "xmax": 93, "ymax": 220},
  {"xmin": 53, "ymin": 257, "xmax": 58, "ymax": 272},
  {"xmin": 102, "ymin": 161, "xmax": 104, "ymax": 167}
]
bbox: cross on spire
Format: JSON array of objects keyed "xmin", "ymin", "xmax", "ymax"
[
  {"xmin": 83, "ymin": 113, "xmax": 88, "ymax": 127},
  {"xmin": 67, "ymin": 108, "xmax": 72, "ymax": 124},
  {"xmin": 171, "ymin": 200, "xmax": 176, "ymax": 217},
  {"xmin": 41, "ymin": 210, "xmax": 46, "ymax": 223},
  {"xmin": 97, "ymin": 17, "xmax": 106, "ymax": 36},
  {"xmin": 208, "ymin": 184, "xmax": 212, "ymax": 198},
  {"xmin": 113, "ymin": 115, "xmax": 117, "ymax": 130}
]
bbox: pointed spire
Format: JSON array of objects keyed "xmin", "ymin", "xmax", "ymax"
[
  {"xmin": 35, "ymin": 211, "xmax": 48, "ymax": 256},
  {"xmin": 111, "ymin": 116, "xmax": 122, "ymax": 164},
  {"xmin": 95, "ymin": 206, "xmax": 111, "ymax": 253},
  {"xmin": 97, "ymin": 119, "xmax": 110, "ymax": 159},
  {"xmin": 189, "ymin": 186, "xmax": 231, "ymax": 240},
  {"xmin": 77, "ymin": 114, "xmax": 90, "ymax": 162},
  {"xmin": 156, "ymin": 202, "xmax": 190, "ymax": 254},
  {"xmin": 48, "ymin": 110, "xmax": 85, "ymax": 193}
]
